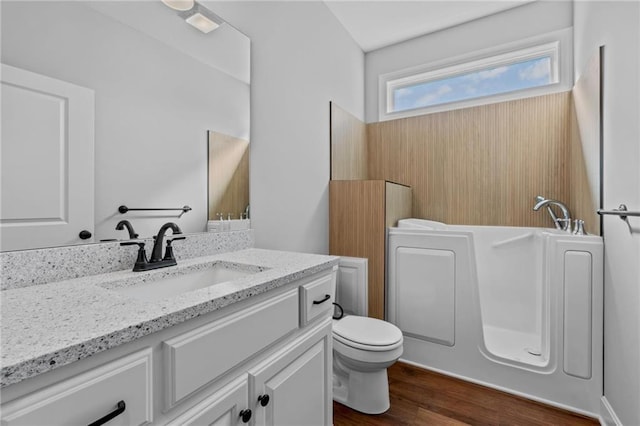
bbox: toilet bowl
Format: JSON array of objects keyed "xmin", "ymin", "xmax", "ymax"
[{"xmin": 332, "ymin": 315, "xmax": 403, "ymax": 414}]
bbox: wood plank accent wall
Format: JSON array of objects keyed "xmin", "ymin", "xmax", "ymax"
[
  {"xmin": 329, "ymin": 90, "xmax": 601, "ymax": 319},
  {"xmin": 329, "ymin": 180, "xmax": 411, "ymax": 319},
  {"xmin": 569, "ymin": 51, "xmax": 601, "ymax": 235},
  {"xmin": 330, "ymin": 102, "xmax": 368, "ymax": 180},
  {"xmin": 208, "ymin": 131, "xmax": 249, "ymax": 220},
  {"xmin": 367, "ymin": 93, "xmax": 574, "ymax": 228}
]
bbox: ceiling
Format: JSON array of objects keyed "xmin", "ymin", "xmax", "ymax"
[{"xmin": 324, "ymin": 1, "xmax": 536, "ymax": 52}]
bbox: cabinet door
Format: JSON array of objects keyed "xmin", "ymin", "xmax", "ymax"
[
  {"xmin": 167, "ymin": 376, "xmax": 250, "ymax": 426},
  {"xmin": 250, "ymin": 320, "xmax": 331, "ymax": 426}
]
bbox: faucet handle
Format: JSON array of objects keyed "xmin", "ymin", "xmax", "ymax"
[
  {"xmin": 120, "ymin": 241, "xmax": 145, "ymax": 247},
  {"xmin": 573, "ymin": 219, "xmax": 586, "ymax": 235},
  {"xmin": 167, "ymin": 236, "xmax": 185, "ymax": 243},
  {"xmin": 120, "ymin": 241, "xmax": 149, "ymax": 271},
  {"xmin": 163, "ymin": 237, "xmax": 185, "ymax": 261}
]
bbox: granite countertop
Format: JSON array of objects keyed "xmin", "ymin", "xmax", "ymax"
[{"xmin": 0, "ymin": 248, "xmax": 339, "ymax": 388}]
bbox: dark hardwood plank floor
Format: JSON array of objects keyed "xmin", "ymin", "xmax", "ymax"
[{"xmin": 333, "ymin": 362, "xmax": 599, "ymax": 426}]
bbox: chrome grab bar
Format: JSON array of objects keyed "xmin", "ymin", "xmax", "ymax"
[{"xmin": 597, "ymin": 204, "xmax": 640, "ymax": 220}]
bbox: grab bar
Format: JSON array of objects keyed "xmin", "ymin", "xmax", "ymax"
[
  {"xmin": 492, "ymin": 232, "xmax": 534, "ymax": 248},
  {"xmin": 597, "ymin": 204, "xmax": 640, "ymax": 221}
]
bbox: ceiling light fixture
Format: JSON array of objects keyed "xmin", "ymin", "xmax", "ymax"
[
  {"xmin": 185, "ymin": 12, "xmax": 219, "ymax": 34},
  {"xmin": 161, "ymin": 0, "xmax": 194, "ymax": 12},
  {"xmin": 179, "ymin": 3, "xmax": 224, "ymax": 34}
]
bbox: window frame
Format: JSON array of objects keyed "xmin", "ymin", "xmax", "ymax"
[{"xmin": 378, "ymin": 29, "xmax": 573, "ymax": 121}]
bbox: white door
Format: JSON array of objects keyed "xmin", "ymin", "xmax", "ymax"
[{"xmin": 1, "ymin": 64, "xmax": 94, "ymax": 251}]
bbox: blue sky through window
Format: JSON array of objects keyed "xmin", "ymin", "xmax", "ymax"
[{"xmin": 392, "ymin": 57, "xmax": 552, "ymax": 112}]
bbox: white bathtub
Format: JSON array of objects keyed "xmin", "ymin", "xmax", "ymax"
[{"xmin": 387, "ymin": 218, "xmax": 603, "ymax": 416}]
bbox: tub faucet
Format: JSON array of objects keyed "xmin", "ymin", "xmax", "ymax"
[{"xmin": 533, "ymin": 196, "xmax": 571, "ymax": 232}]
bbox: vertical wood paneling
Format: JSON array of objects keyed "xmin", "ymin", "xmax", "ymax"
[
  {"xmin": 330, "ymin": 180, "xmax": 385, "ymax": 319},
  {"xmin": 208, "ymin": 131, "xmax": 249, "ymax": 220},
  {"xmin": 368, "ymin": 93, "xmax": 573, "ymax": 228},
  {"xmin": 329, "ymin": 92, "xmax": 598, "ymax": 322},
  {"xmin": 330, "ymin": 103, "xmax": 368, "ymax": 180},
  {"xmin": 329, "ymin": 181, "xmax": 411, "ymax": 319}
]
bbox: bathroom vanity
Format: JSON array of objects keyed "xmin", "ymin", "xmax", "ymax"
[{"xmin": 0, "ymin": 248, "xmax": 338, "ymax": 425}]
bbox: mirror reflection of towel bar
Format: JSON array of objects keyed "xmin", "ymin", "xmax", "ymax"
[
  {"xmin": 597, "ymin": 204, "xmax": 640, "ymax": 220},
  {"xmin": 118, "ymin": 205, "xmax": 192, "ymax": 215}
]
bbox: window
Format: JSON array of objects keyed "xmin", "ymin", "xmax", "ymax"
[
  {"xmin": 392, "ymin": 55, "xmax": 554, "ymax": 112},
  {"xmin": 379, "ymin": 30, "xmax": 572, "ymax": 121}
]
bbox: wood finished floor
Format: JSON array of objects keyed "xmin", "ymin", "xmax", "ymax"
[{"xmin": 333, "ymin": 362, "xmax": 599, "ymax": 426}]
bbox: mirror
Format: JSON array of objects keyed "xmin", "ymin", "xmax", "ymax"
[
  {"xmin": 207, "ymin": 131, "xmax": 250, "ymax": 223},
  {"xmin": 0, "ymin": 1, "xmax": 250, "ymax": 251}
]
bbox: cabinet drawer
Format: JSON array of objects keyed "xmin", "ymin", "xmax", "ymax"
[
  {"xmin": 1, "ymin": 349, "xmax": 152, "ymax": 426},
  {"xmin": 300, "ymin": 271, "xmax": 336, "ymax": 326},
  {"xmin": 164, "ymin": 289, "xmax": 299, "ymax": 407}
]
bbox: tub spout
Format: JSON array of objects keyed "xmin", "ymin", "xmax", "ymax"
[{"xmin": 533, "ymin": 196, "xmax": 571, "ymax": 231}]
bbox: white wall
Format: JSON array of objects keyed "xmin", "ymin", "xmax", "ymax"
[
  {"xmin": 210, "ymin": 1, "xmax": 365, "ymax": 254},
  {"xmin": 365, "ymin": 0, "xmax": 573, "ymax": 122},
  {"xmin": 573, "ymin": 2, "xmax": 640, "ymax": 424},
  {"xmin": 1, "ymin": 1, "xmax": 249, "ymax": 242}
]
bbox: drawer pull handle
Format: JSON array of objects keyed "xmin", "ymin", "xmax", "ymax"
[
  {"xmin": 313, "ymin": 294, "xmax": 331, "ymax": 305},
  {"xmin": 239, "ymin": 409, "xmax": 252, "ymax": 423},
  {"xmin": 87, "ymin": 400, "xmax": 126, "ymax": 426},
  {"xmin": 258, "ymin": 394, "xmax": 270, "ymax": 407}
]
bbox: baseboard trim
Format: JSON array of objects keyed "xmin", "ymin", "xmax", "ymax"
[{"xmin": 600, "ymin": 397, "xmax": 622, "ymax": 426}]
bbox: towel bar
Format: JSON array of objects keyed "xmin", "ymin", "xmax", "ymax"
[{"xmin": 118, "ymin": 205, "xmax": 192, "ymax": 215}]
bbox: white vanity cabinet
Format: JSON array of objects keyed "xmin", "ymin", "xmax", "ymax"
[{"xmin": 0, "ymin": 266, "xmax": 337, "ymax": 426}]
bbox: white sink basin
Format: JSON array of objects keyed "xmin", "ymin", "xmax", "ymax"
[{"xmin": 113, "ymin": 264, "xmax": 258, "ymax": 302}]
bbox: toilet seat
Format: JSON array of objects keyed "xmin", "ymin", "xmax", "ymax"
[{"xmin": 333, "ymin": 316, "xmax": 403, "ymax": 352}]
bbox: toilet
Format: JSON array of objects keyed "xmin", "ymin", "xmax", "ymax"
[{"xmin": 332, "ymin": 258, "xmax": 404, "ymax": 414}]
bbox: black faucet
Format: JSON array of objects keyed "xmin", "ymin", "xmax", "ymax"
[
  {"xmin": 120, "ymin": 222, "xmax": 185, "ymax": 272},
  {"xmin": 150, "ymin": 222, "xmax": 182, "ymax": 263},
  {"xmin": 115, "ymin": 220, "xmax": 138, "ymax": 239}
]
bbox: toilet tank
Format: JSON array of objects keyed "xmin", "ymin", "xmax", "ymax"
[{"xmin": 336, "ymin": 257, "xmax": 368, "ymax": 316}]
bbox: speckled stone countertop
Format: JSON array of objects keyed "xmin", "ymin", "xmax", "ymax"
[{"xmin": 0, "ymin": 248, "xmax": 339, "ymax": 387}]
